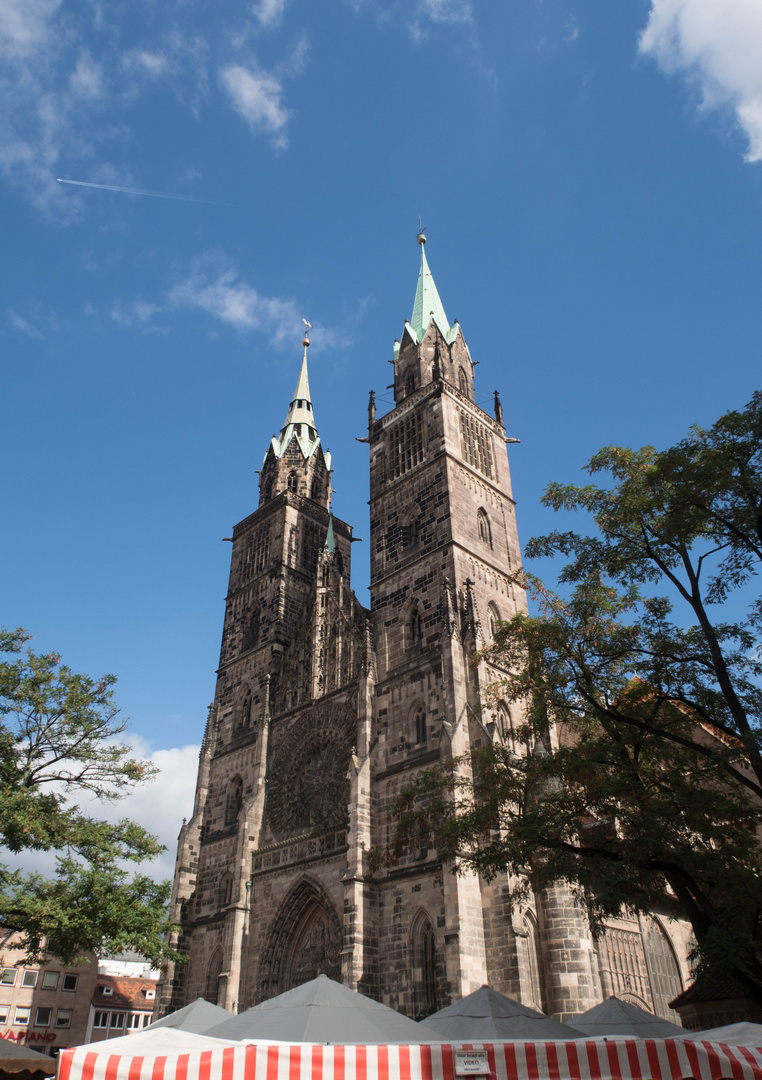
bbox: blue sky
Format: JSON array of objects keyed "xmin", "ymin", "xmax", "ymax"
[{"xmin": 2, "ymin": 0, "xmax": 762, "ymax": 874}]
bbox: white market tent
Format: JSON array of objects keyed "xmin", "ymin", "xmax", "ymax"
[
  {"xmin": 148, "ymin": 999, "xmax": 234, "ymax": 1034},
  {"xmin": 689, "ymin": 1022, "xmax": 762, "ymax": 1047},
  {"xmin": 422, "ymin": 986, "xmax": 582, "ymax": 1040},
  {"xmin": 58, "ymin": 1035, "xmax": 762, "ymax": 1080},
  {"xmin": 571, "ymin": 997, "xmax": 686, "ymax": 1039},
  {"xmin": 65, "ymin": 1028, "xmax": 238, "ymax": 1055},
  {"xmin": 204, "ymin": 976, "xmax": 440, "ymax": 1045}
]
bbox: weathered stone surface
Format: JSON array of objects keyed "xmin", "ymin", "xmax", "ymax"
[{"xmin": 157, "ymin": 264, "xmax": 692, "ymax": 1025}]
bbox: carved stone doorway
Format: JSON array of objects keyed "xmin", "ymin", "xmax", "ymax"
[{"xmin": 257, "ymin": 877, "xmax": 342, "ymax": 1003}]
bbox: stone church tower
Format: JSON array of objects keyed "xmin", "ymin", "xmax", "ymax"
[{"xmin": 159, "ymin": 237, "xmax": 691, "ymax": 1024}]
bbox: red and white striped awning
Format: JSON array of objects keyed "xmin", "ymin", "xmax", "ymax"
[{"xmin": 58, "ymin": 1039, "xmax": 762, "ymax": 1080}]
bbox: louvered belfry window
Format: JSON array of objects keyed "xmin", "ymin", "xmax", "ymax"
[
  {"xmin": 460, "ymin": 409, "xmax": 494, "ymax": 479},
  {"xmin": 389, "ymin": 411, "xmax": 424, "ymax": 479}
]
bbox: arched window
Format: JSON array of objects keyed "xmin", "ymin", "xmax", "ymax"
[
  {"xmin": 411, "ymin": 912, "xmax": 438, "ymax": 1020},
  {"xmin": 405, "ymin": 371, "xmax": 416, "ymax": 397},
  {"xmin": 225, "ymin": 775, "xmax": 243, "ymax": 825},
  {"xmin": 414, "ymin": 706, "xmax": 427, "ymax": 745},
  {"xmin": 409, "ymin": 606, "xmax": 423, "ymax": 648},
  {"xmin": 219, "ymin": 872, "xmax": 233, "ymax": 908},
  {"xmin": 240, "ymin": 687, "xmax": 253, "ymax": 728},
  {"xmin": 263, "ymin": 478, "xmax": 273, "ymax": 501},
  {"xmin": 498, "ymin": 702, "xmax": 513, "ymax": 741},
  {"xmin": 477, "ymin": 508, "xmax": 492, "ymax": 548},
  {"xmin": 205, "ymin": 947, "xmax": 223, "ymax": 1005},
  {"xmin": 644, "ymin": 918, "xmax": 683, "ymax": 1021},
  {"xmin": 458, "ymin": 366, "xmax": 469, "ymax": 396},
  {"xmin": 310, "ymin": 477, "xmax": 322, "ymax": 501},
  {"xmin": 401, "ymin": 510, "xmax": 419, "ymax": 548},
  {"xmin": 243, "ymin": 607, "xmax": 260, "ymax": 652},
  {"xmin": 287, "ymin": 471, "xmax": 299, "ymax": 493},
  {"xmin": 522, "ymin": 911, "xmax": 545, "ymax": 1011},
  {"xmin": 488, "ymin": 603, "xmax": 501, "ymax": 640}
]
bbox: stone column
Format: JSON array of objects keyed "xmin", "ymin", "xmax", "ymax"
[{"xmin": 537, "ymin": 882, "xmax": 601, "ymax": 1021}]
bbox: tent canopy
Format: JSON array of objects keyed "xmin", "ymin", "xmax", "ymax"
[
  {"xmin": 69, "ymin": 1027, "xmax": 238, "ymax": 1055},
  {"xmin": 572, "ymin": 997, "xmax": 685, "ymax": 1038},
  {"xmin": 149, "ymin": 998, "xmax": 234, "ymax": 1034},
  {"xmin": 59, "ymin": 1034, "xmax": 762, "ymax": 1080},
  {"xmin": 205, "ymin": 975, "xmax": 440, "ymax": 1044},
  {"xmin": 690, "ymin": 1021, "xmax": 762, "ymax": 1047},
  {"xmin": 0, "ymin": 1040, "xmax": 57, "ymax": 1076},
  {"xmin": 423, "ymin": 985, "xmax": 582, "ymax": 1040}
]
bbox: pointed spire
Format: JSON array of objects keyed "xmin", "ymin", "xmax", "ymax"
[
  {"xmin": 324, "ymin": 514, "xmax": 336, "ymax": 554},
  {"xmin": 270, "ymin": 335, "xmax": 325, "ymax": 463},
  {"xmin": 410, "ymin": 233, "xmax": 450, "ymax": 341}
]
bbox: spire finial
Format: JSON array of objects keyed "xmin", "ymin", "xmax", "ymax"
[
  {"xmin": 302, "ymin": 317, "xmax": 311, "ymax": 351},
  {"xmin": 417, "ymin": 216, "xmax": 426, "ymax": 246}
]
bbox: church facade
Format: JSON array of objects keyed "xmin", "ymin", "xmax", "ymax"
[{"xmin": 158, "ymin": 239, "xmax": 693, "ymax": 1024}]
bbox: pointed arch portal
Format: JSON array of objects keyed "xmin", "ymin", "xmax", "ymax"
[{"xmin": 256, "ymin": 876, "xmax": 342, "ymax": 1003}]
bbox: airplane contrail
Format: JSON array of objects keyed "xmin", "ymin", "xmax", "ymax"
[{"xmin": 56, "ymin": 178, "xmax": 204, "ymax": 202}]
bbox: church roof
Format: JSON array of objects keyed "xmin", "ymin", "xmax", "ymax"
[{"xmin": 269, "ymin": 345, "xmax": 326, "ymax": 465}]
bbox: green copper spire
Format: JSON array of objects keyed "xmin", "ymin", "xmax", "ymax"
[
  {"xmin": 268, "ymin": 335, "xmax": 329, "ymax": 468},
  {"xmin": 410, "ymin": 235, "xmax": 450, "ymax": 341},
  {"xmin": 324, "ymin": 513, "xmax": 336, "ymax": 554}
]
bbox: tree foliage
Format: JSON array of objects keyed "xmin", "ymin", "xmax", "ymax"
[
  {"xmin": 0, "ymin": 628, "xmax": 179, "ymax": 965},
  {"xmin": 391, "ymin": 392, "xmax": 762, "ymax": 999}
]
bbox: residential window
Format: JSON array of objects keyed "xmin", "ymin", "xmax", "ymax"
[
  {"xmin": 62, "ymin": 974, "xmax": 78, "ymax": 992},
  {"xmin": 22, "ymin": 969, "xmax": 39, "ymax": 988},
  {"xmin": 128, "ymin": 1014, "xmax": 142, "ymax": 1029},
  {"xmin": 0, "ymin": 1007, "xmax": 9, "ymax": 1025},
  {"xmin": 110, "ymin": 1013, "xmax": 125, "ymax": 1029},
  {"xmin": 93, "ymin": 1012, "xmax": 109, "ymax": 1029},
  {"xmin": 15, "ymin": 1007, "xmax": 31, "ymax": 1026},
  {"xmin": 34, "ymin": 1008, "xmax": 52, "ymax": 1027},
  {"xmin": 55, "ymin": 1010, "xmax": 72, "ymax": 1028},
  {"xmin": 145, "ymin": 989, "xmax": 155, "ymax": 1000},
  {"xmin": 101, "ymin": 987, "xmax": 113, "ymax": 996},
  {"xmin": 1, "ymin": 968, "xmax": 16, "ymax": 986},
  {"xmin": 42, "ymin": 972, "xmax": 59, "ymax": 990}
]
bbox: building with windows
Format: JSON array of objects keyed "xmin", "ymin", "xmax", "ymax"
[
  {"xmin": 0, "ymin": 932, "xmax": 97, "ymax": 1055},
  {"xmin": 157, "ymin": 237, "xmax": 692, "ymax": 1024},
  {"xmin": 85, "ymin": 975, "xmax": 158, "ymax": 1042}
]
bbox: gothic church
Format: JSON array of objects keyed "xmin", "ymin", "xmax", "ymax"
[{"xmin": 159, "ymin": 238, "xmax": 692, "ymax": 1024}]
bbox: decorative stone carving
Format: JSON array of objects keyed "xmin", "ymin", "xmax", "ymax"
[{"xmin": 266, "ymin": 700, "xmax": 355, "ymax": 840}]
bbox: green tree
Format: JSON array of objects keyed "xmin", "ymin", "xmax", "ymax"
[
  {"xmin": 0, "ymin": 628, "xmax": 179, "ymax": 965},
  {"xmin": 391, "ymin": 392, "xmax": 762, "ymax": 1001}
]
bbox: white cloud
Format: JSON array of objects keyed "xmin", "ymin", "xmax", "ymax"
[
  {"xmin": 419, "ymin": 0, "xmax": 471, "ymax": 23},
  {"xmin": 409, "ymin": 0, "xmax": 472, "ymax": 44},
  {"xmin": 7, "ymin": 309, "xmax": 46, "ymax": 339},
  {"xmin": 0, "ymin": 0, "xmax": 61, "ymax": 58},
  {"xmin": 169, "ymin": 253, "xmax": 303, "ymax": 343},
  {"xmin": 640, "ymin": 0, "xmax": 762, "ymax": 162},
  {"xmin": 5, "ymin": 740, "xmax": 200, "ymax": 884},
  {"xmin": 108, "ymin": 740, "xmax": 201, "ymax": 882},
  {"xmin": 69, "ymin": 49, "xmax": 103, "ymax": 100},
  {"xmin": 110, "ymin": 298, "xmax": 160, "ymax": 326},
  {"xmin": 252, "ymin": 0, "xmax": 288, "ymax": 29},
  {"xmin": 220, "ymin": 64, "xmax": 291, "ymax": 148},
  {"xmin": 121, "ymin": 49, "xmax": 168, "ymax": 78},
  {"xmin": 168, "ymin": 253, "xmax": 353, "ymax": 352}
]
